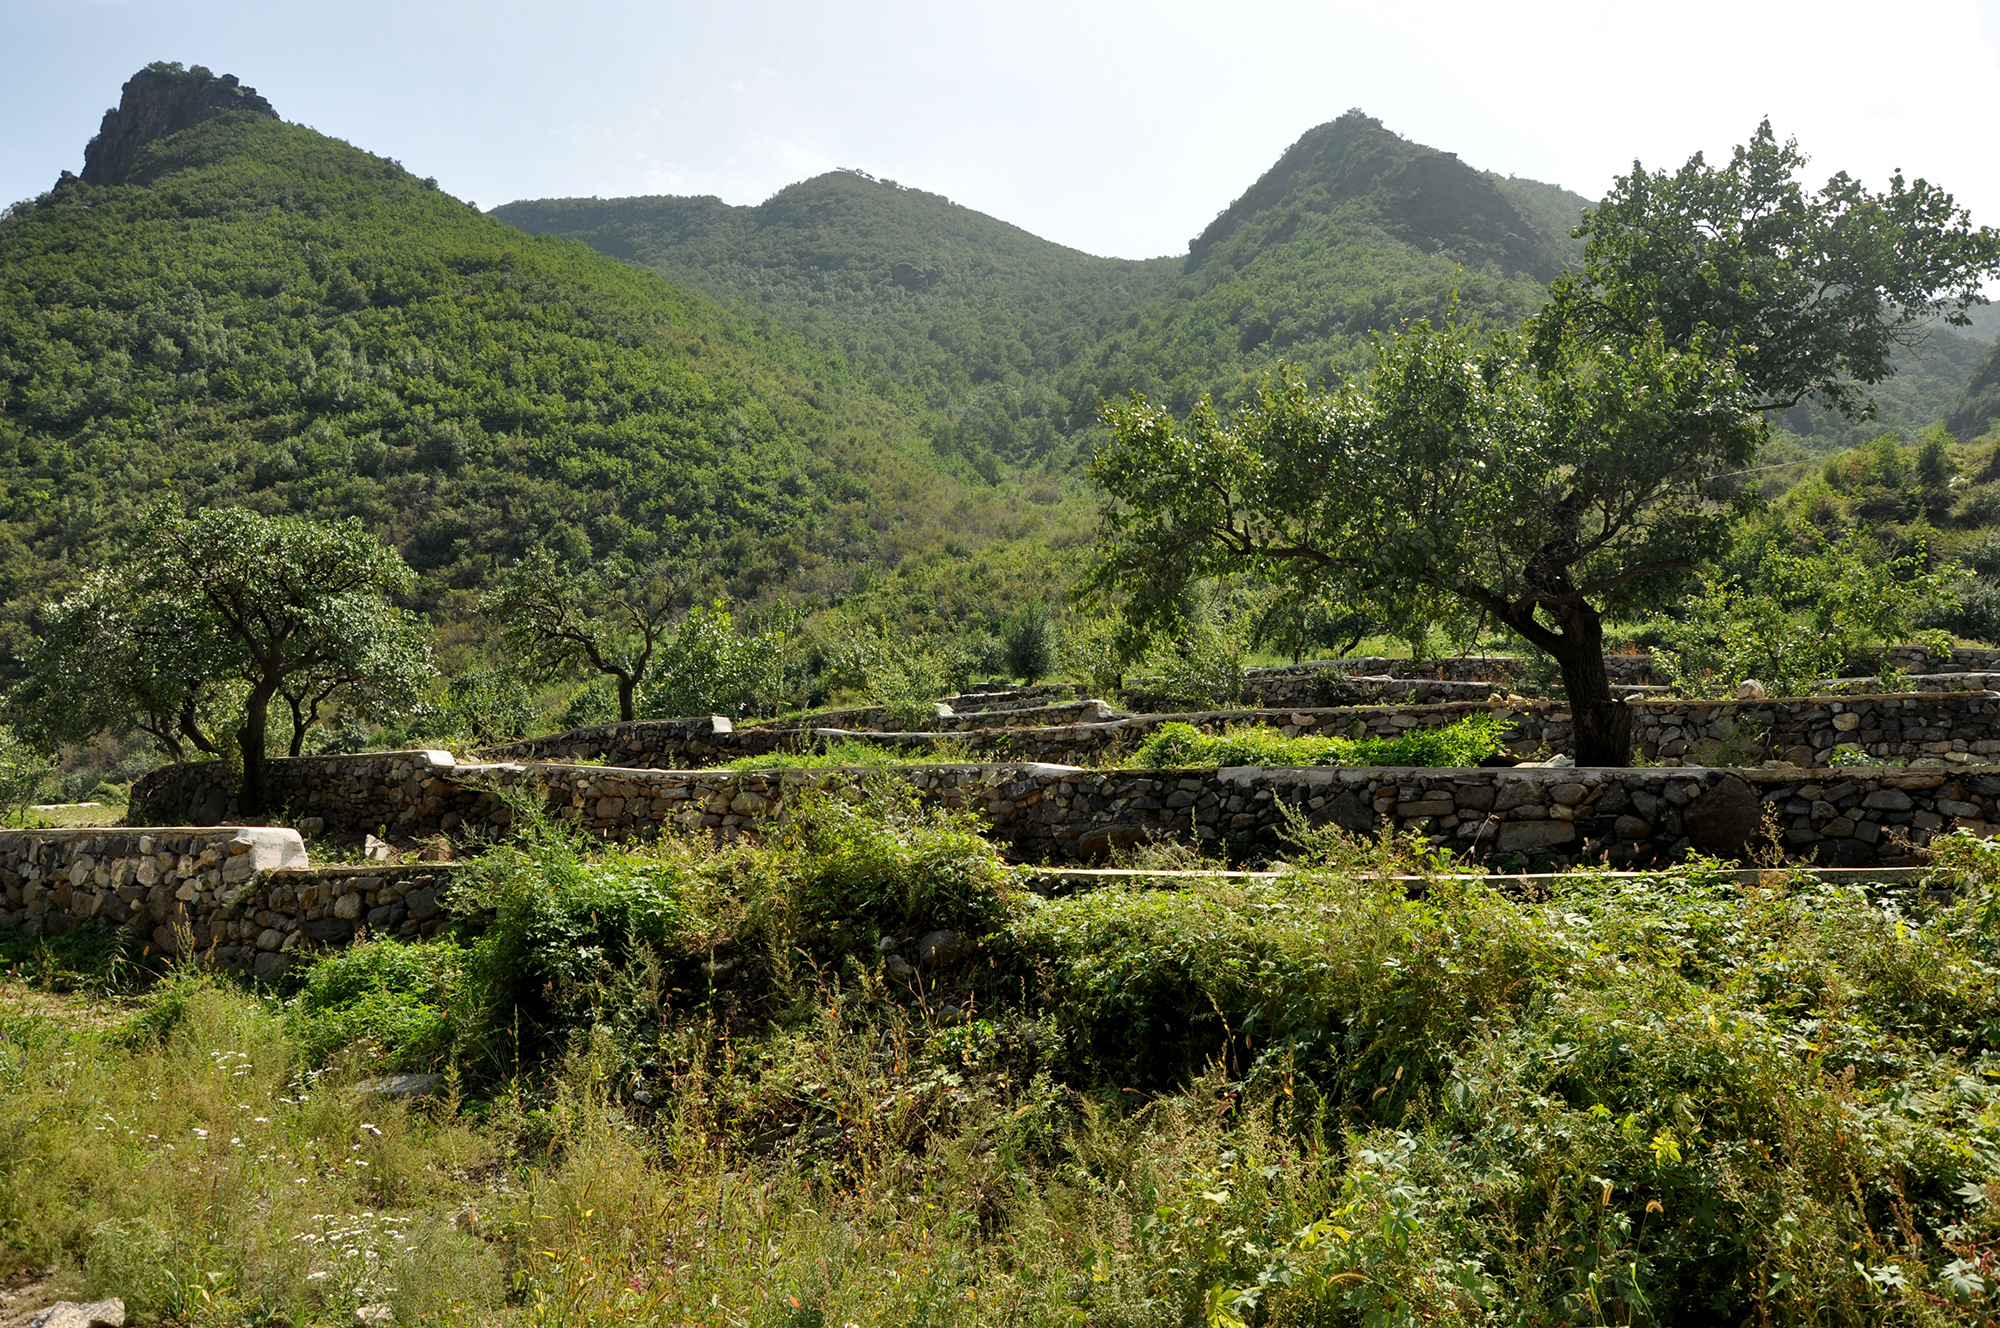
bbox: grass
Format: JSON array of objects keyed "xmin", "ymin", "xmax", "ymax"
[
  {"xmin": 11, "ymin": 808, "xmax": 2000, "ymax": 1322},
  {"xmin": 1128, "ymin": 713, "xmax": 1508, "ymax": 769},
  {"xmin": 725, "ymin": 735, "xmax": 979, "ymax": 770}
]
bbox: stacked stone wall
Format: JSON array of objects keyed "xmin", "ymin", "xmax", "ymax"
[
  {"xmin": 0, "ymin": 824, "xmax": 455, "ymax": 980},
  {"xmin": 126, "ymin": 751, "xmax": 2000, "ymax": 871}
]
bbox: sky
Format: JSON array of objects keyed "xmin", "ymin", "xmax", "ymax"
[{"xmin": 5, "ymin": 0, "xmax": 2000, "ymax": 260}]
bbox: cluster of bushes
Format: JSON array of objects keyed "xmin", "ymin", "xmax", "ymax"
[{"xmin": 19, "ymin": 795, "xmax": 2000, "ymax": 1319}]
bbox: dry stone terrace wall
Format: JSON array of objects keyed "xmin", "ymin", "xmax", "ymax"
[
  {"xmin": 1636, "ymin": 692, "xmax": 2000, "ymax": 768},
  {"xmin": 0, "ymin": 825, "xmax": 458, "ymax": 980},
  {"xmin": 126, "ymin": 750, "xmax": 2000, "ymax": 870}
]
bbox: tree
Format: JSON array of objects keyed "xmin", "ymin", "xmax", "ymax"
[
  {"xmin": 1654, "ymin": 530, "xmax": 1964, "ymax": 698},
  {"xmin": 485, "ymin": 549, "xmax": 687, "ymax": 723},
  {"xmin": 639, "ymin": 600, "xmax": 801, "ymax": 720},
  {"xmin": 1089, "ymin": 127, "xmax": 2000, "ymax": 766},
  {"xmin": 275, "ymin": 611, "xmax": 435, "ymax": 755},
  {"xmin": 1001, "ymin": 603, "xmax": 1056, "ymax": 685},
  {"xmin": 7, "ymin": 569, "xmax": 234, "ymax": 762},
  {"xmin": 132, "ymin": 507, "xmax": 433, "ymax": 812}
]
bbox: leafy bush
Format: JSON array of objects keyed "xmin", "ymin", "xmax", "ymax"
[
  {"xmin": 286, "ymin": 939, "xmax": 463, "ymax": 1070},
  {"xmin": 724, "ymin": 736, "xmax": 976, "ymax": 770},
  {"xmin": 1129, "ymin": 714, "xmax": 1505, "ymax": 768},
  {"xmin": 1657, "ymin": 528, "xmax": 1965, "ymax": 696},
  {"xmin": 640, "ymin": 601, "xmax": 802, "ymax": 720},
  {"xmin": 759, "ymin": 777, "xmax": 1009, "ymax": 947},
  {"xmin": 448, "ymin": 817, "xmax": 705, "ymax": 1075}
]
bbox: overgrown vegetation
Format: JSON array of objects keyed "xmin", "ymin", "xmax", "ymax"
[
  {"xmin": 1129, "ymin": 714, "xmax": 1506, "ymax": 768},
  {"xmin": 15, "ymin": 802, "xmax": 2000, "ymax": 1321}
]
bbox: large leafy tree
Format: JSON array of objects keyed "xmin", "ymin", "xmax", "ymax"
[
  {"xmin": 1090, "ymin": 127, "xmax": 2000, "ymax": 766},
  {"xmin": 8, "ymin": 569, "xmax": 236, "ymax": 762},
  {"xmin": 16, "ymin": 508, "xmax": 435, "ymax": 813}
]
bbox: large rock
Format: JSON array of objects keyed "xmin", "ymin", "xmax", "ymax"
[
  {"xmin": 79, "ymin": 65, "xmax": 278, "ymax": 186},
  {"xmin": 917, "ymin": 929, "xmax": 974, "ymax": 968},
  {"xmin": 29, "ymin": 1300, "xmax": 125, "ymax": 1328},
  {"xmin": 1683, "ymin": 775, "xmax": 1760, "ymax": 859},
  {"xmin": 1496, "ymin": 821, "xmax": 1576, "ymax": 852}
]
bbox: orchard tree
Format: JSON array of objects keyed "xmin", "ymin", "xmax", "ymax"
[
  {"xmin": 8, "ymin": 568, "xmax": 236, "ymax": 762},
  {"xmin": 14, "ymin": 507, "xmax": 436, "ymax": 813},
  {"xmin": 1089, "ymin": 125, "xmax": 2000, "ymax": 765},
  {"xmin": 144, "ymin": 507, "xmax": 434, "ymax": 811},
  {"xmin": 485, "ymin": 548, "xmax": 688, "ymax": 723}
]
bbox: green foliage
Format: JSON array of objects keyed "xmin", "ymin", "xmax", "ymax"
[
  {"xmin": 1130, "ymin": 714, "xmax": 1505, "ymax": 769},
  {"xmin": 1657, "ymin": 529, "xmax": 1966, "ymax": 696},
  {"xmin": 1949, "ymin": 335, "xmax": 2000, "ymax": 441},
  {"xmin": 0, "ymin": 111, "xmax": 979, "ymax": 682},
  {"xmin": 759, "ymin": 778, "xmax": 1008, "ymax": 946},
  {"xmin": 497, "ymin": 114, "xmax": 1592, "ymax": 474},
  {"xmin": 11, "ymin": 506, "xmax": 433, "ymax": 802},
  {"xmin": 495, "ymin": 172, "xmax": 1180, "ymax": 474},
  {"xmin": 1078, "ymin": 112, "xmax": 1586, "ymax": 423},
  {"xmin": 0, "ymin": 723, "xmax": 54, "ymax": 825},
  {"xmin": 5, "ymin": 567, "xmax": 236, "ymax": 762},
  {"xmin": 999, "ymin": 601, "xmax": 1055, "ymax": 685},
  {"xmin": 24, "ymin": 810, "xmax": 2000, "ymax": 1320},
  {"xmin": 1569, "ymin": 119, "xmax": 2000, "ymax": 419},
  {"xmin": 1154, "ymin": 619, "xmax": 1248, "ymax": 709},
  {"xmin": 285, "ymin": 939, "xmax": 461, "ymax": 1071},
  {"xmin": 724, "ymin": 737, "xmax": 975, "ymax": 771},
  {"xmin": 1055, "ymin": 614, "xmax": 1129, "ymax": 696},
  {"xmin": 484, "ymin": 548, "xmax": 683, "ymax": 723},
  {"xmin": 639, "ymin": 599, "xmax": 801, "ymax": 720},
  {"xmin": 446, "ymin": 815, "xmax": 703, "ymax": 1075}
]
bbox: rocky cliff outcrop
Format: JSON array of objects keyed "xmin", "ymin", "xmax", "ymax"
[{"xmin": 77, "ymin": 62, "xmax": 277, "ymax": 186}]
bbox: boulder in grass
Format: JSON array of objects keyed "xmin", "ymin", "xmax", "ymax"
[
  {"xmin": 29, "ymin": 1301, "xmax": 125, "ymax": 1328},
  {"xmin": 917, "ymin": 929, "xmax": 974, "ymax": 968}
]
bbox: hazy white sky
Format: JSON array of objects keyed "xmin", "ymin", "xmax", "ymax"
[{"xmin": 5, "ymin": 1, "xmax": 1998, "ymax": 259}]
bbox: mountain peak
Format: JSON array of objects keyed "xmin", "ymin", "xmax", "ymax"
[
  {"xmin": 76, "ymin": 62, "xmax": 277, "ymax": 186},
  {"xmin": 1187, "ymin": 110, "xmax": 1559, "ymax": 282}
]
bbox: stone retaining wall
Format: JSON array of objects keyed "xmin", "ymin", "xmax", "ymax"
[
  {"xmin": 1635, "ymin": 692, "xmax": 2000, "ymax": 768},
  {"xmin": 0, "ymin": 824, "xmax": 458, "ymax": 981},
  {"xmin": 127, "ymin": 750, "xmax": 2000, "ymax": 871}
]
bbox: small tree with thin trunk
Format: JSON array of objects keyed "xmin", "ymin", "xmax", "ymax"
[
  {"xmin": 1088, "ymin": 125, "xmax": 1999, "ymax": 765},
  {"xmin": 485, "ymin": 548, "xmax": 686, "ymax": 723}
]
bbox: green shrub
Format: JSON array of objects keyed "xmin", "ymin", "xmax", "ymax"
[
  {"xmin": 759, "ymin": 777, "xmax": 1008, "ymax": 948},
  {"xmin": 286, "ymin": 939, "xmax": 464, "ymax": 1070},
  {"xmin": 1129, "ymin": 713, "xmax": 1504, "ymax": 768},
  {"xmin": 448, "ymin": 815, "xmax": 705, "ymax": 1075},
  {"xmin": 725, "ymin": 737, "xmax": 976, "ymax": 770}
]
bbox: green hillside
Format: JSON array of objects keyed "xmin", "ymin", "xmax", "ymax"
[
  {"xmin": 1074, "ymin": 113, "xmax": 1590, "ymax": 415},
  {"xmin": 493, "ymin": 177, "xmax": 1180, "ymax": 475},
  {"xmin": 1949, "ymin": 335, "xmax": 2000, "ymax": 441},
  {"xmin": 0, "ymin": 81, "xmax": 1018, "ymax": 669},
  {"xmin": 499, "ymin": 114, "xmax": 1596, "ymax": 448}
]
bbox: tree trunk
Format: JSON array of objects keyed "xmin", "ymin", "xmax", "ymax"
[
  {"xmin": 617, "ymin": 674, "xmax": 637, "ymax": 723},
  {"xmin": 237, "ymin": 682, "xmax": 276, "ymax": 817},
  {"xmin": 1547, "ymin": 602, "xmax": 1632, "ymax": 767}
]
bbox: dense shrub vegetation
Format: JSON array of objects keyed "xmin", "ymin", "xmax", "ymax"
[
  {"xmin": 13, "ymin": 801, "xmax": 2000, "ymax": 1321},
  {"xmin": 1129, "ymin": 714, "xmax": 1506, "ymax": 768}
]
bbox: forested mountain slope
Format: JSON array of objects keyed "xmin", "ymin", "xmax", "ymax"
[
  {"xmin": 494, "ymin": 177, "xmax": 1179, "ymax": 474},
  {"xmin": 503, "ymin": 112, "xmax": 1995, "ymax": 463},
  {"xmin": 498, "ymin": 112, "xmax": 1597, "ymax": 455},
  {"xmin": 0, "ymin": 66, "xmax": 1015, "ymax": 667},
  {"xmin": 1073, "ymin": 112, "xmax": 1590, "ymax": 414}
]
